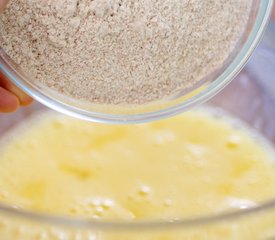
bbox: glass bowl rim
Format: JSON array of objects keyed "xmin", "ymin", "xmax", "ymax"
[
  {"xmin": 0, "ymin": 198, "xmax": 275, "ymax": 230},
  {"xmin": 0, "ymin": 0, "xmax": 273, "ymax": 124}
]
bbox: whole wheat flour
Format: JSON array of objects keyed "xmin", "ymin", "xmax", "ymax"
[{"xmin": 0, "ymin": 0, "xmax": 252, "ymax": 105}]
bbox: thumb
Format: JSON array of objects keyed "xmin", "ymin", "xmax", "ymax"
[{"xmin": 0, "ymin": 0, "xmax": 8, "ymax": 13}]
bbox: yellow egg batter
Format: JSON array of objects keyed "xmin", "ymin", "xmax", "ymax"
[{"xmin": 0, "ymin": 109, "xmax": 275, "ymax": 239}]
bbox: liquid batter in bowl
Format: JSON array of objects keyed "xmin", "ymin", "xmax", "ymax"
[{"xmin": 0, "ymin": 108, "xmax": 274, "ymax": 239}]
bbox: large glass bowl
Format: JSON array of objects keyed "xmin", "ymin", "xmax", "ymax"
[
  {"xmin": 0, "ymin": 19, "xmax": 275, "ymax": 238},
  {"xmin": 0, "ymin": 1, "xmax": 273, "ymax": 124}
]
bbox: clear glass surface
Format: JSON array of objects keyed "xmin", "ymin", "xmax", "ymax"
[{"xmin": 0, "ymin": 1, "xmax": 273, "ymax": 124}]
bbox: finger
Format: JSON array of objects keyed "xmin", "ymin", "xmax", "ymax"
[
  {"xmin": 0, "ymin": 0, "xmax": 9, "ymax": 13},
  {"xmin": 0, "ymin": 86, "xmax": 19, "ymax": 113},
  {"xmin": 0, "ymin": 71, "xmax": 33, "ymax": 106}
]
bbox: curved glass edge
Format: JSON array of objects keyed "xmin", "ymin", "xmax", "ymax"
[
  {"xmin": 0, "ymin": 197, "xmax": 275, "ymax": 230},
  {"xmin": 0, "ymin": 1, "xmax": 273, "ymax": 124}
]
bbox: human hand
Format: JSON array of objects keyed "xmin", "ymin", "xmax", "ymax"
[{"xmin": 0, "ymin": 0, "xmax": 32, "ymax": 113}]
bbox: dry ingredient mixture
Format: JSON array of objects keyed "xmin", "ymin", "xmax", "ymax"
[{"xmin": 0, "ymin": 0, "xmax": 252, "ymax": 105}]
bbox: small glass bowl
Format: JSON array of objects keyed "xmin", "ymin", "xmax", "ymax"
[{"xmin": 0, "ymin": 0, "xmax": 273, "ymax": 124}]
